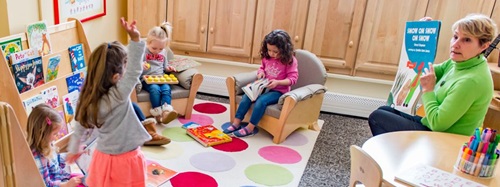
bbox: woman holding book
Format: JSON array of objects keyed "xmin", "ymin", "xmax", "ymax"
[
  {"xmin": 223, "ymin": 30, "xmax": 298, "ymax": 137},
  {"xmin": 368, "ymin": 14, "xmax": 497, "ymax": 136}
]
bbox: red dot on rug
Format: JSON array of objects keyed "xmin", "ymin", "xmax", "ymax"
[
  {"xmin": 170, "ymin": 171, "xmax": 217, "ymax": 187},
  {"xmin": 212, "ymin": 137, "xmax": 248, "ymax": 152},
  {"xmin": 193, "ymin": 102, "xmax": 227, "ymax": 114}
]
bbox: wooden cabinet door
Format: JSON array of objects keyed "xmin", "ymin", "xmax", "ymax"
[
  {"xmin": 251, "ymin": 0, "xmax": 309, "ymax": 64},
  {"xmin": 354, "ymin": 0, "xmax": 428, "ymax": 80},
  {"xmin": 127, "ymin": 0, "xmax": 167, "ymax": 39},
  {"xmin": 426, "ymin": 0, "xmax": 496, "ymax": 64},
  {"xmin": 303, "ymin": 0, "xmax": 367, "ymax": 75},
  {"xmin": 167, "ymin": 0, "xmax": 210, "ymax": 52},
  {"xmin": 207, "ymin": 0, "xmax": 257, "ymax": 57}
]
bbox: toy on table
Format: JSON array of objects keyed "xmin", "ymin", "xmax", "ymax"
[{"xmin": 143, "ymin": 74, "xmax": 178, "ymax": 84}]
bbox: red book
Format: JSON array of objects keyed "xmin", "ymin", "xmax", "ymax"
[{"xmin": 186, "ymin": 125, "xmax": 232, "ymax": 147}]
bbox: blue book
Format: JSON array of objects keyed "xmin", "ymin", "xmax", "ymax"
[
  {"xmin": 68, "ymin": 43, "xmax": 86, "ymax": 72},
  {"xmin": 387, "ymin": 20, "xmax": 441, "ymax": 115},
  {"xmin": 66, "ymin": 72, "xmax": 85, "ymax": 93},
  {"xmin": 11, "ymin": 56, "xmax": 44, "ymax": 94}
]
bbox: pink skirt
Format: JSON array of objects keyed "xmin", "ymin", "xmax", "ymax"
[{"xmin": 86, "ymin": 147, "xmax": 146, "ymax": 187}]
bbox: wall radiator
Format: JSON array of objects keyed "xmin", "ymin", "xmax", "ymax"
[{"xmin": 199, "ymin": 75, "xmax": 386, "ymax": 118}]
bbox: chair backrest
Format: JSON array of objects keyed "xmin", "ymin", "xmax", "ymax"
[
  {"xmin": 292, "ymin": 49, "xmax": 327, "ymax": 90},
  {"xmin": 349, "ymin": 145, "xmax": 383, "ymax": 187}
]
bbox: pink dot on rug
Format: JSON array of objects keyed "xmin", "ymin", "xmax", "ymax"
[
  {"xmin": 212, "ymin": 137, "xmax": 248, "ymax": 152},
  {"xmin": 170, "ymin": 171, "xmax": 217, "ymax": 187},
  {"xmin": 178, "ymin": 114, "xmax": 214, "ymax": 126},
  {"xmin": 281, "ymin": 132, "xmax": 308, "ymax": 146},
  {"xmin": 190, "ymin": 152, "xmax": 236, "ymax": 172},
  {"xmin": 193, "ymin": 102, "xmax": 227, "ymax": 114},
  {"xmin": 258, "ymin": 146, "xmax": 302, "ymax": 164}
]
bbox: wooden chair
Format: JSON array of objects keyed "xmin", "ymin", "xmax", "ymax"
[
  {"xmin": 349, "ymin": 145, "xmax": 383, "ymax": 187},
  {"xmin": 226, "ymin": 49, "xmax": 327, "ymax": 143},
  {"xmin": 0, "ymin": 102, "xmax": 45, "ymax": 186},
  {"xmin": 132, "ymin": 48, "xmax": 203, "ymax": 119}
]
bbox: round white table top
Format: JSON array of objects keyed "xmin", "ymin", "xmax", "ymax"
[{"xmin": 362, "ymin": 131, "xmax": 499, "ymax": 186}]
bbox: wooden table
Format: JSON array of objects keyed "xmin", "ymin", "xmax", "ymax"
[{"xmin": 362, "ymin": 131, "xmax": 500, "ymax": 186}]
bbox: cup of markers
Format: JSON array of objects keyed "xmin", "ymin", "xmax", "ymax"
[{"xmin": 454, "ymin": 127, "xmax": 500, "ymax": 178}]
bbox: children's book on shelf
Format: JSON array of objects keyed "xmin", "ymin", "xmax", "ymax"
[
  {"xmin": 242, "ymin": 78, "xmax": 269, "ymax": 102},
  {"xmin": 187, "ymin": 124, "xmax": 232, "ymax": 147},
  {"xmin": 386, "ymin": 20, "xmax": 441, "ymax": 115},
  {"xmin": 146, "ymin": 160, "xmax": 178, "ymax": 187},
  {"xmin": 62, "ymin": 90, "xmax": 80, "ymax": 123},
  {"xmin": 26, "ymin": 21, "xmax": 52, "ymax": 56},
  {"xmin": 10, "ymin": 48, "xmax": 39, "ymax": 65},
  {"xmin": 22, "ymin": 95, "xmax": 44, "ymax": 115},
  {"xmin": 68, "ymin": 43, "xmax": 86, "ymax": 72},
  {"xmin": 168, "ymin": 56, "xmax": 201, "ymax": 72},
  {"xmin": 46, "ymin": 55, "xmax": 61, "ymax": 82},
  {"xmin": 54, "ymin": 111, "xmax": 69, "ymax": 141},
  {"xmin": 12, "ymin": 56, "xmax": 45, "ymax": 94},
  {"xmin": 66, "ymin": 71, "xmax": 86, "ymax": 93},
  {"xmin": 0, "ymin": 37, "xmax": 23, "ymax": 69},
  {"xmin": 40, "ymin": 86, "xmax": 59, "ymax": 108},
  {"xmin": 395, "ymin": 164, "xmax": 486, "ymax": 187}
]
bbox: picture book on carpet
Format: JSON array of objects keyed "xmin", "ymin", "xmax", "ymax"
[
  {"xmin": 12, "ymin": 56, "xmax": 44, "ymax": 93},
  {"xmin": 66, "ymin": 71, "xmax": 85, "ymax": 93},
  {"xmin": 168, "ymin": 56, "xmax": 201, "ymax": 72},
  {"xmin": 242, "ymin": 78, "xmax": 269, "ymax": 101},
  {"xmin": 26, "ymin": 21, "xmax": 52, "ymax": 56},
  {"xmin": 22, "ymin": 94, "xmax": 44, "ymax": 115},
  {"xmin": 182, "ymin": 121, "xmax": 201, "ymax": 129},
  {"xmin": 40, "ymin": 85, "xmax": 59, "ymax": 108},
  {"xmin": 187, "ymin": 124, "xmax": 232, "ymax": 147},
  {"xmin": 46, "ymin": 55, "xmax": 61, "ymax": 82},
  {"xmin": 387, "ymin": 20, "xmax": 441, "ymax": 115},
  {"xmin": 146, "ymin": 160, "xmax": 178, "ymax": 187},
  {"xmin": 395, "ymin": 164, "xmax": 486, "ymax": 187},
  {"xmin": 0, "ymin": 37, "xmax": 22, "ymax": 69},
  {"xmin": 68, "ymin": 43, "xmax": 86, "ymax": 72}
]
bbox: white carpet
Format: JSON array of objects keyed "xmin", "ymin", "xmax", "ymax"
[{"xmin": 142, "ymin": 99, "xmax": 323, "ymax": 187}]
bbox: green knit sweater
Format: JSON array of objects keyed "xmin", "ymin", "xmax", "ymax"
[{"xmin": 421, "ymin": 54, "xmax": 493, "ymax": 136}]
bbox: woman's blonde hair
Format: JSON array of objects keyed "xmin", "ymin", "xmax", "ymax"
[
  {"xmin": 452, "ymin": 14, "xmax": 498, "ymax": 47},
  {"xmin": 146, "ymin": 22, "xmax": 172, "ymax": 45},
  {"xmin": 75, "ymin": 41, "xmax": 127, "ymax": 128},
  {"xmin": 26, "ymin": 103, "xmax": 63, "ymax": 157}
]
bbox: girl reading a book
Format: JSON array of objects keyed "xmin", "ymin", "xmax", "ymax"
[
  {"xmin": 66, "ymin": 18, "xmax": 151, "ymax": 186},
  {"xmin": 223, "ymin": 30, "xmax": 299, "ymax": 137},
  {"xmin": 140, "ymin": 22, "xmax": 178, "ymax": 125},
  {"xmin": 368, "ymin": 14, "xmax": 497, "ymax": 136},
  {"xmin": 26, "ymin": 103, "xmax": 84, "ymax": 187}
]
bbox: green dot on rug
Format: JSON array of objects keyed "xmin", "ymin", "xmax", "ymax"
[
  {"xmin": 162, "ymin": 127, "xmax": 194, "ymax": 142},
  {"xmin": 244, "ymin": 164, "xmax": 293, "ymax": 186}
]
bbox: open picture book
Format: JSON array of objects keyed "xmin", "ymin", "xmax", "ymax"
[
  {"xmin": 146, "ymin": 160, "xmax": 178, "ymax": 187},
  {"xmin": 242, "ymin": 78, "xmax": 269, "ymax": 101}
]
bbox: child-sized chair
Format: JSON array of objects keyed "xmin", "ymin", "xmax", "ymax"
[
  {"xmin": 226, "ymin": 49, "xmax": 327, "ymax": 143},
  {"xmin": 349, "ymin": 145, "xmax": 383, "ymax": 187},
  {"xmin": 132, "ymin": 48, "xmax": 203, "ymax": 119}
]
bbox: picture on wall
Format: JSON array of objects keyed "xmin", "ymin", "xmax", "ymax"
[{"xmin": 53, "ymin": 0, "xmax": 106, "ymax": 24}]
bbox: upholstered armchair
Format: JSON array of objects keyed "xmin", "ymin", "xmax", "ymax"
[
  {"xmin": 132, "ymin": 48, "xmax": 203, "ymax": 119},
  {"xmin": 226, "ymin": 49, "xmax": 327, "ymax": 143}
]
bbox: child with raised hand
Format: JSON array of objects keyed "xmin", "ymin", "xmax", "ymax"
[
  {"xmin": 141, "ymin": 22, "xmax": 178, "ymax": 124},
  {"xmin": 26, "ymin": 103, "xmax": 84, "ymax": 187},
  {"xmin": 223, "ymin": 29, "xmax": 299, "ymax": 137},
  {"xmin": 66, "ymin": 18, "xmax": 151, "ymax": 186}
]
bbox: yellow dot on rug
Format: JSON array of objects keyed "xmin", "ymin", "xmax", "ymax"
[
  {"xmin": 141, "ymin": 143, "xmax": 183, "ymax": 160},
  {"xmin": 244, "ymin": 164, "xmax": 293, "ymax": 186}
]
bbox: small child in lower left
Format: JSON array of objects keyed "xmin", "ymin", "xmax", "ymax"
[{"xmin": 26, "ymin": 103, "xmax": 84, "ymax": 187}]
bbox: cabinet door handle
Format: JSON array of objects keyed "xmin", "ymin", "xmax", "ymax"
[
  {"xmin": 210, "ymin": 27, "xmax": 214, "ymax": 34},
  {"xmin": 201, "ymin": 27, "xmax": 205, "ymax": 33},
  {"xmin": 348, "ymin": 41, "xmax": 354, "ymax": 47},
  {"xmin": 294, "ymin": 36, "xmax": 299, "ymax": 42}
]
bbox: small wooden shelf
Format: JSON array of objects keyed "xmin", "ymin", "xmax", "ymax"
[{"xmin": 488, "ymin": 63, "xmax": 500, "ymax": 90}]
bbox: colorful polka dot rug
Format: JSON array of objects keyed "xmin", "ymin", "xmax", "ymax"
[{"xmin": 142, "ymin": 99, "xmax": 324, "ymax": 187}]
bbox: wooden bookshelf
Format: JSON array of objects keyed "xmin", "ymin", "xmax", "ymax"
[{"xmin": 484, "ymin": 63, "xmax": 500, "ymax": 130}]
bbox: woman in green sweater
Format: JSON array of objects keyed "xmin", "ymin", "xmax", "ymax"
[{"xmin": 369, "ymin": 14, "xmax": 497, "ymax": 136}]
